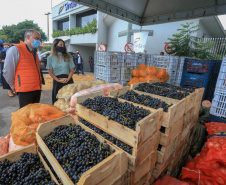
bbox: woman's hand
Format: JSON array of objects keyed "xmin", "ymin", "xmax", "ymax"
[{"xmin": 58, "ymin": 78, "xmax": 69, "ymax": 83}]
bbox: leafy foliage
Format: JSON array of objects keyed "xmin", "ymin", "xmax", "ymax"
[
  {"xmin": 52, "ymin": 18, "xmax": 97, "ymax": 38},
  {"xmin": 41, "ymin": 45, "xmax": 52, "ymax": 53},
  {"xmin": 0, "ymin": 20, "xmax": 47, "ymax": 43},
  {"xmin": 167, "ymin": 22, "xmax": 221, "ymax": 60}
]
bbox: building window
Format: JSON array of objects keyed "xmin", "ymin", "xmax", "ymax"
[
  {"xmin": 58, "ymin": 18, "xmax": 69, "ymax": 31},
  {"xmin": 76, "ymin": 10, "xmax": 97, "ymax": 27}
]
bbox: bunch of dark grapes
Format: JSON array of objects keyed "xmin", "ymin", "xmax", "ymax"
[
  {"xmin": 151, "ymin": 82, "xmax": 195, "ymax": 93},
  {"xmin": 80, "ymin": 119, "xmax": 132, "ymax": 154},
  {"xmin": 0, "ymin": 153, "xmax": 56, "ymax": 185},
  {"xmin": 135, "ymin": 83, "xmax": 190, "ymax": 100},
  {"xmin": 81, "ymin": 96, "xmax": 150, "ymax": 130},
  {"xmin": 43, "ymin": 124, "xmax": 115, "ymax": 184},
  {"xmin": 118, "ymin": 90, "xmax": 173, "ymax": 112}
]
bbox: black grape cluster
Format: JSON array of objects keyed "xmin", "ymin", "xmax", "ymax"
[
  {"xmin": 119, "ymin": 90, "xmax": 173, "ymax": 112},
  {"xmin": 0, "ymin": 153, "xmax": 57, "ymax": 185},
  {"xmin": 151, "ymin": 82, "xmax": 195, "ymax": 93},
  {"xmin": 81, "ymin": 96, "xmax": 150, "ymax": 130},
  {"xmin": 80, "ymin": 119, "xmax": 133, "ymax": 154},
  {"xmin": 135, "ymin": 83, "xmax": 190, "ymax": 100},
  {"xmin": 43, "ymin": 124, "xmax": 115, "ymax": 184}
]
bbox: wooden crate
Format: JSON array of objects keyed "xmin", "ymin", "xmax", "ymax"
[
  {"xmin": 152, "ymin": 151, "xmax": 175, "ymax": 178},
  {"xmin": 157, "ymin": 135, "xmax": 178, "ymax": 164},
  {"xmin": 77, "ymin": 116, "xmax": 160, "ymax": 170},
  {"xmin": 109, "ymin": 87, "xmax": 186, "ymax": 129},
  {"xmin": 128, "ymin": 151, "xmax": 156, "ymax": 184},
  {"xmin": 75, "ymin": 91, "xmax": 163, "ymax": 149},
  {"xmin": 159, "ymin": 116, "xmax": 183, "ymax": 146},
  {"xmin": 112, "ymin": 172, "xmax": 128, "ymax": 185},
  {"xmin": 131, "ymin": 80, "xmax": 196, "ymax": 115},
  {"xmin": 0, "ymin": 144, "xmax": 59, "ymax": 184},
  {"xmin": 183, "ymin": 107, "xmax": 195, "ymax": 130},
  {"xmin": 36, "ymin": 115, "xmax": 128, "ymax": 185}
]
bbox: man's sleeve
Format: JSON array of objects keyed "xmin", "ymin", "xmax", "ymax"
[
  {"xmin": 3, "ymin": 46, "xmax": 20, "ymax": 90},
  {"xmin": 74, "ymin": 54, "xmax": 78, "ymax": 60}
]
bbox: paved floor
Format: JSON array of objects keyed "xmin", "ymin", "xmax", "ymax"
[{"xmin": 0, "ymin": 71, "xmax": 94, "ymax": 137}]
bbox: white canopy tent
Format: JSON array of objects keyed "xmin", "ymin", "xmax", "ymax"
[{"xmin": 73, "ymin": 0, "xmax": 226, "ymax": 26}]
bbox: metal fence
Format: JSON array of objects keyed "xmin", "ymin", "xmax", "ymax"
[{"xmin": 190, "ymin": 37, "xmax": 226, "ymax": 59}]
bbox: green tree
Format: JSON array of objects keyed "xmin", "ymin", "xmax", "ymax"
[
  {"xmin": 40, "ymin": 45, "xmax": 52, "ymax": 54},
  {"xmin": 0, "ymin": 20, "xmax": 47, "ymax": 43},
  {"xmin": 167, "ymin": 22, "xmax": 221, "ymax": 59}
]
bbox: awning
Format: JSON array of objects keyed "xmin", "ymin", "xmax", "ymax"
[{"xmin": 73, "ymin": 0, "xmax": 226, "ymax": 26}]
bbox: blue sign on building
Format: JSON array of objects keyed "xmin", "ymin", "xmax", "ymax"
[{"xmin": 59, "ymin": 2, "xmax": 78, "ymax": 14}]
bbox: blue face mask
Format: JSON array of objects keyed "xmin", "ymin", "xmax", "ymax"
[
  {"xmin": 31, "ymin": 39, "xmax": 40, "ymax": 48},
  {"xmin": 4, "ymin": 48, "xmax": 8, "ymax": 51}
]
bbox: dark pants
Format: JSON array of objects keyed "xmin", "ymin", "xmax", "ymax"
[
  {"xmin": 52, "ymin": 74, "xmax": 74, "ymax": 105},
  {"xmin": 1, "ymin": 62, "xmax": 11, "ymax": 89},
  {"xmin": 76, "ymin": 63, "xmax": 84, "ymax": 75},
  {"xmin": 89, "ymin": 62, "xmax": 94, "ymax": 72},
  {"xmin": 0, "ymin": 62, "xmax": 2, "ymax": 85},
  {"xmin": 17, "ymin": 90, "xmax": 41, "ymax": 108}
]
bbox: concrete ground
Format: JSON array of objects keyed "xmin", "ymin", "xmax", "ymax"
[{"xmin": 0, "ymin": 71, "xmax": 94, "ymax": 137}]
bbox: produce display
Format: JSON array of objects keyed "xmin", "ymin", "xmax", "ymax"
[
  {"xmin": 135, "ymin": 82, "xmax": 191, "ymax": 100},
  {"xmin": 80, "ymin": 119, "xmax": 133, "ymax": 154},
  {"xmin": 81, "ymin": 96, "xmax": 150, "ymax": 130},
  {"xmin": 55, "ymin": 80, "xmax": 107, "ymax": 113},
  {"xmin": 43, "ymin": 124, "xmax": 115, "ymax": 184},
  {"xmin": 129, "ymin": 64, "xmax": 170, "ymax": 85},
  {"xmin": 118, "ymin": 90, "xmax": 173, "ymax": 112},
  {"xmin": 0, "ymin": 137, "xmax": 8, "ymax": 156},
  {"xmin": 10, "ymin": 104, "xmax": 66, "ymax": 146},
  {"xmin": 0, "ymin": 153, "xmax": 56, "ymax": 185}
]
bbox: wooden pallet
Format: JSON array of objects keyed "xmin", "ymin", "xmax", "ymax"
[
  {"xmin": 0, "ymin": 144, "xmax": 59, "ymax": 184},
  {"xmin": 75, "ymin": 91, "xmax": 163, "ymax": 149},
  {"xmin": 109, "ymin": 87, "xmax": 186, "ymax": 128},
  {"xmin": 159, "ymin": 116, "xmax": 183, "ymax": 146},
  {"xmin": 157, "ymin": 135, "xmax": 178, "ymax": 164},
  {"xmin": 36, "ymin": 115, "xmax": 128, "ymax": 185},
  {"xmin": 112, "ymin": 172, "xmax": 128, "ymax": 185},
  {"xmin": 76, "ymin": 116, "xmax": 159, "ymax": 171}
]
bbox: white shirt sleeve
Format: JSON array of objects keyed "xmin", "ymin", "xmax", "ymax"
[{"xmin": 3, "ymin": 46, "xmax": 20, "ymax": 90}]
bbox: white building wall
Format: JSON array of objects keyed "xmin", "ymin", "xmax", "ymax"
[
  {"xmin": 197, "ymin": 21, "xmax": 212, "ymax": 38},
  {"xmin": 131, "ymin": 19, "xmax": 200, "ymax": 55},
  {"xmin": 107, "ymin": 19, "xmax": 129, "ymax": 52},
  {"xmin": 96, "ymin": 12, "xmax": 108, "ymax": 49}
]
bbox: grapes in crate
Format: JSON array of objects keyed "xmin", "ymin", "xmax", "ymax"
[
  {"xmin": 118, "ymin": 90, "xmax": 173, "ymax": 112},
  {"xmin": 81, "ymin": 96, "xmax": 150, "ymax": 130},
  {"xmin": 0, "ymin": 153, "xmax": 57, "ymax": 185},
  {"xmin": 43, "ymin": 124, "xmax": 115, "ymax": 184},
  {"xmin": 135, "ymin": 83, "xmax": 191, "ymax": 100},
  {"xmin": 80, "ymin": 119, "xmax": 133, "ymax": 154}
]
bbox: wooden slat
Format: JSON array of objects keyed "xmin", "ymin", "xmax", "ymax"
[
  {"xmin": 36, "ymin": 115, "xmax": 128, "ymax": 185},
  {"xmin": 157, "ymin": 136, "xmax": 178, "ymax": 164},
  {"xmin": 183, "ymin": 107, "xmax": 195, "ymax": 130},
  {"xmin": 184, "ymin": 92, "xmax": 196, "ymax": 113},
  {"xmin": 159, "ymin": 116, "xmax": 183, "ymax": 146}
]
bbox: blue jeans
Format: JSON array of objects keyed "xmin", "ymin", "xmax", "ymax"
[
  {"xmin": 76, "ymin": 63, "xmax": 84, "ymax": 75},
  {"xmin": 89, "ymin": 62, "xmax": 94, "ymax": 72}
]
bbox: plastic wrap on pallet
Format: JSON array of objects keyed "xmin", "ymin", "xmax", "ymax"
[
  {"xmin": 135, "ymin": 53, "xmax": 146, "ymax": 66},
  {"xmin": 95, "ymin": 51, "xmax": 123, "ymax": 67},
  {"xmin": 210, "ymin": 88, "xmax": 226, "ymax": 119},
  {"xmin": 121, "ymin": 66, "xmax": 134, "ymax": 81},
  {"xmin": 149, "ymin": 55, "xmax": 179, "ymax": 70},
  {"xmin": 121, "ymin": 53, "xmax": 137, "ymax": 67}
]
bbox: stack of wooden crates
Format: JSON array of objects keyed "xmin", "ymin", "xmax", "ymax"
[{"xmin": 74, "ymin": 80, "xmax": 204, "ymax": 185}]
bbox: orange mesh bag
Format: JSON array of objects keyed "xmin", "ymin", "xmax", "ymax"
[
  {"xmin": 10, "ymin": 103, "xmax": 66, "ymax": 145},
  {"xmin": 205, "ymin": 122, "xmax": 226, "ymax": 135},
  {"xmin": 152, "ymin": 175, "xmax": 189, "ymax": 185}
]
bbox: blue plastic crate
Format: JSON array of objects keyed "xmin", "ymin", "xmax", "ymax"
[
  {"xmin": 184, "ymin": 58, "xmax": 214, "ymax": 74},
  {"xmin": 181, "ymin": 72, "xmax": 210, "ymax": 88},
  {"xmin": 208, "ymin": 114, "xmax": 226, "ymax": 123}
]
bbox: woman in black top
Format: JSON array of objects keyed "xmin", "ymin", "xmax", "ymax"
[{"xmin": 0, "ymin": 43, "xmax": 14, "ymax": 97}]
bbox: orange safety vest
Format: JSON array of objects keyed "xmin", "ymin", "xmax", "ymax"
[{"xmin": 14, "ymin": 41, "xmax": 42, "ymax": 92}]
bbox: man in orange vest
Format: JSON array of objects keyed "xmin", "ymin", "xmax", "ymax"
[{"xmin": 3, "ymin": 29, "xmax": 42, "ymax": 108}]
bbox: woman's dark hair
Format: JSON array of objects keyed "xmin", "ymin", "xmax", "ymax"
[{"xmin": 50, "ymin": 39, "xmax": 72, "ymax": 62}]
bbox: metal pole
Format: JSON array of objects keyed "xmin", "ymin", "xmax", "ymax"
[{"xmin": 45, "ymin": 12, "xmax": 51, "ymax": 41}]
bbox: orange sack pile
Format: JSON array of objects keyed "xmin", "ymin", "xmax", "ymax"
[{"xmin": 10, "ymin": 103, "xmax": 66, "ymax": 146}]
